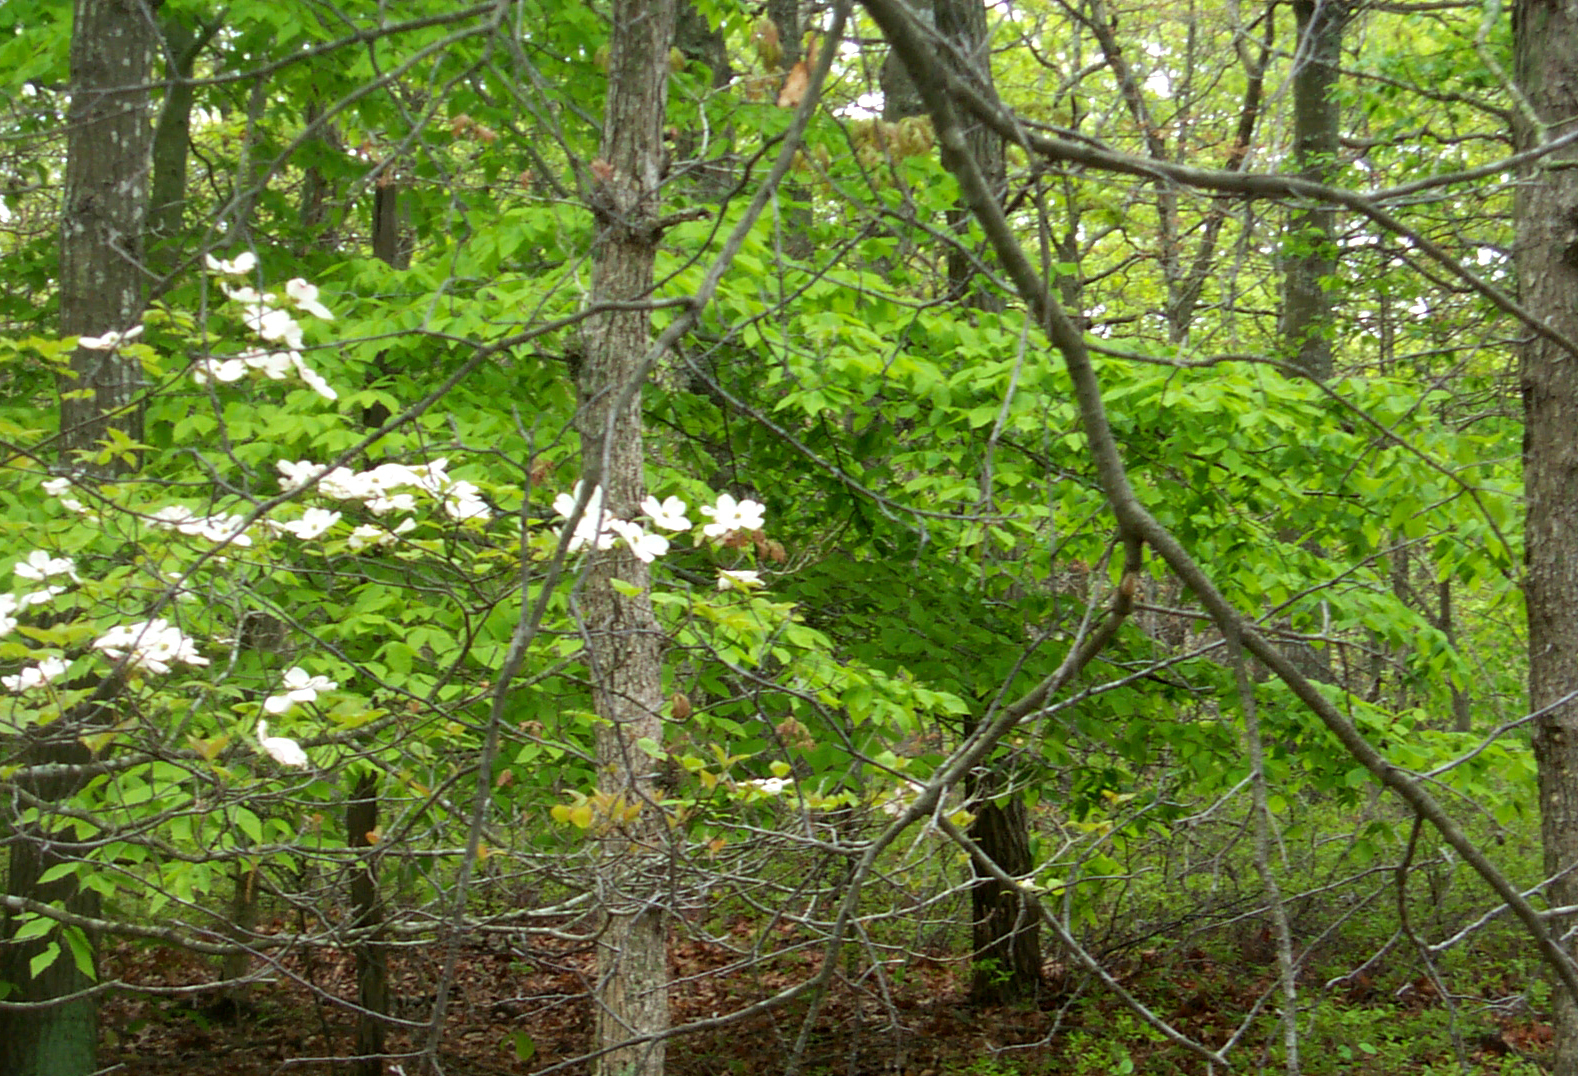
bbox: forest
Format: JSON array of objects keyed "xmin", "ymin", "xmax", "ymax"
[{"xmin": 2, "ymin": 0, "xmax": 1577, "ymax": 1074}]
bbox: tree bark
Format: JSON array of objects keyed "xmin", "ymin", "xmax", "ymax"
[
  {"xmin": 2, "ymin": 3, "xmax": 153, "ymax": 1071},
  {"xmin": 147, "ymin": 9, "xmax": 218, "ymax": 255},
  {"xmin": 1515, "ymin": 2, "xmax": 1578, "ymax": 1070},
  {"xmin": 934, "ymin": 0, "xmax": 1004, "ymax": 311},
  {"xmin": 58, "ymin": 0, "xmax": 155, "ymax": 465},
  {"xmin": 928, "ymin": 0, "xmax": 1040, "ymax": 1006},
  {"xmin": 0, "ymin": 729, "xmax": 101, "ymax": 1076},
  {"xmin": 218, "ymin": 863, "xmax": 259, "ymax": 996},
  {"xmin": 882, "ymin": 0, "xmax": 1039, "ymax": 1003},
  {"xmin": 965, "ymin": 781, "xmax": 1040, "ymax": 1004},
  {"xmin": 361, "ymin": 181, "xmax": 410, "ymax": 429},
  {"xmin": 578, "ymin": 0, "xmax": 675, "ymax": 1072},
  {"xmin": 1279, "ymin": 0, "xmax": 1349, "ymax": 380},
  {"xmin": 347, "ymin": 771, "xmax": 387, "ymax": 1076}
]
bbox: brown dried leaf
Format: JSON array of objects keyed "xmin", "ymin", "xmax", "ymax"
[{"xmin": 777, "ymin": 61, "xmax": 809, "ymax": 108}]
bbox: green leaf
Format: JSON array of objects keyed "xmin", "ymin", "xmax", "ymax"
[
  {"xmin": 234, "ymin": 808, "xmax": 263, "ymax": 844},
  {"xmin": 29, "ymin": 941, "xmax": 60, "ymax": 979},
  {"xmin": 12, "ymin": 915, "xmax": 54, "ymax": 943},
  {"xmin": 36, "ymin": 862, "xmax": 77, "ymax": 886},
  {"xmin": 63, "ymin": 926, "xmax": 94, "ymax": 980},
  {"xmin": 509, "ymin": 1029, "xmax": 536, "ymax": 1063}
]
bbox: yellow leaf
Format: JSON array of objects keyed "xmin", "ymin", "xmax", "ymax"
[
  {"xmin": 188, "ymin": 733, "xmax": 230, "ymax": 761},
  {"xmin": 80, "ymin": 730, "xmax": 119, "ymax": 755}
]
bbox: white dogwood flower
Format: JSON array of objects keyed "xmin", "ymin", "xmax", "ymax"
[
  {"xmin": 274, "ymin": 508, "xmax": 341, "ymax": 540},
  {"xmin": 285, "ymin": 278, "xmax": 334, "ymax": 320},
  {"xmin": 717, "ymin": 568, "xmax": 764, "ymax": 591},
  {"xmin": 263, "ymin": 666, "xmax": 338, "ymax": 715},
  {"xmin": 256, "ymin": 719, "xmax": 308, "ymax": 767},
  {"xmin": 3, "ymin": 656, "xmax": 68, "ymax": 693},
  {"xmin": 78, "ymin": 325, "xmax": 143, "ymax": 351},
  {"xmin": 93, "ymin": 619, "xmax": 209, "ymax": 675},
  {"xmin": 205, "ymin": 251, "xmax": 257, "ymax": 275},
  {"xmin": 14, "ymin": 550, "xmax": 77, "ymax": 582},
  {"xmin": 641, "ymin": 495, "xmax": 691, "ymax": 531},
  {"xmin": 700, "ymin": 493, "xmax": 766, "ymax": 538},
  {"xmin": 609, "ymin": 519, "xmax": 669, "ymax": 563}
]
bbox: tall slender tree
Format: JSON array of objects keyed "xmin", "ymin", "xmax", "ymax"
[
  {"xmin": 1280, "ymin": 0, "xmax": 1350, "ymax": 379},
  {"xmin": 578, "ymin": 0, "xmax": 675, "ymax": 1071},
  {"xmin": 147, "ymin": 8, "xmax": 220, "ymax": 255},
  {"xmin": 927, "ymin": 0, "xmax": 1041, "ymax": 1005},
  {"xmin": 2, "ymin": 3, "xmax": 153, "ymax": 1073},
  {"xmin": 1515, "ymin": 1, "xmax": 1578, "ymax": 1070}
]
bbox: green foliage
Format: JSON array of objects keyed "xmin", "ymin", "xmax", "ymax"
[{"xmin": 0, "ymin": 0, "xmax": 1550, "ymax": 1070}]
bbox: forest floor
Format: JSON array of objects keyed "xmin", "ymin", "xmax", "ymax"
[{"xmin": 95, "ymin": 916, "xmax": 1556, "ymax": 1076}]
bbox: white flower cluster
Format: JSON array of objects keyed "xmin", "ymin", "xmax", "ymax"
[
  {"xmin": 0, "ymin": 553, "xmax": 78, "ymax": 688},
  {"xmin": 348, "ymin": 517, "xmax": 418, "ymax": 551},
  {"xmin": 273, "ymin": 506, "xmax": 341, "ymax": 540},
  {"xmin": 3, "ymin": 656, "xmax": 67, "ymax": 693},
  {"xmin": 552, "ymin": 483, "xmax": 680, "ymax": 562},
  {"xmin": 0, "ymin": 551, "xmax": 79, "ymax": 634},
  {"xmin": 196, "ymin": 252, "xmax": 337, "ymax": 400},
  {"xmin": 149, "ymin": 505, "xmax": 254, "ymax": 546},
  {"xmin": 263, "ymin": 665, "xmax": 337, "ymax": 714},
  {"xmin": 275, "ymin": 456, "xmax": 489, "ymax": 544},
  {"xmin": 41, "ymin": 477, "xmax": 86, "ymax": 514},
  {"xmin": 0, "ymin": 588, "xmax": 61, "ymax": 621},
  {"xmin": 717, "ymin": 568, "xmax": 764, "ymax": 591},
  {"xmin": 92, "ymin": 618, "xmax": 209, "ymax": 675},
  {"xmin": 552, "ymin": 485, "xmax": 766, "ymax": 574}
]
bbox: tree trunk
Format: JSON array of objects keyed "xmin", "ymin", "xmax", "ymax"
[
  {"xmin": 920, "ymin": 0, "xmax": 1041, "ymax": 1004},
  {"xmin": 1279, "ymin": 0, "xmax": 1349, "ymax": 380},
  {"xmin": 58, "ymin": 0, "xmax": 155, "ymax": 465},
  {"xmin": 763, "ymin": 0, "xmax": 811, "ymax": 259},
  {"xmin": 362, "ymin": 181, "xmax": 409, "ymax": 429},
  {"xmin": 298, "ymin": 99, "xmax": 339, "ymax": 242},
  {"xmin": 880, "ymin": 1, "xmax": 928, "ymax": 123},
  {"xmin": 0, "ymin": 731, "xmax": 100, "ymax": 1076},
  {"xmin": 578, "ymin": 0, "xmax": 675, "ymax": 1072},
  {"xmin": 1437, "ymin": 580, "xmax": 1471, "ymax": 733},
  {"xmin": 347, "ymin": 771, "xmax": 387, "ymax": 1076},
  {"xmin": 2, "ymin": 4, "xmax": 153, "ymax": 1071},
  {"xmin": 148, "ymin": 9, "xmax": 217, "ymax": 255},
  {"xmin": 218, "ymin": 863, "xmax": 259, "ymax": 995},
  {"xmin": 935, "ymin": 0, "xmax": 1005, "ymax": 311},
  {"xmin": 965, "ymin": 781, "xmax": 1040, "ymax": 1004},
  {"xmin": 1515, "ymin": 3, "xmax": 1578, "ymax": 1070}
]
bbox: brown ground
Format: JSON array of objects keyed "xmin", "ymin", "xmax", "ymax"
[{"xmin": 97, "ymin": 926, "xmax": 1553, "ymax": 1075}]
